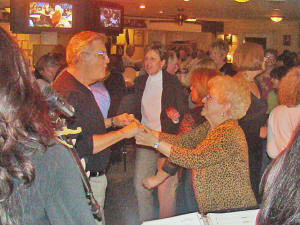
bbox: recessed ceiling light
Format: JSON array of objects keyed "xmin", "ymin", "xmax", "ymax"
[
  {"xmin": 184, "ymin": 0, "xmax": 190, "ymax": 2},
  {"xmin": 234, "ymin": 0, "xmax": 249, "ymax": 2},
  {"xmin": 270, "ymin": 16, "xmax": 283, "ymax": 22},
  {"xmin": 159, "ymin": 10, "xmax": 163, "ymax": 14},
  {"xmin": 139, "ymin": 4, "xmax": 146, "ymax": 9}
]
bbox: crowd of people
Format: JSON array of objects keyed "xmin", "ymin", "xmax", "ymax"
[{"xmin": 0, "ymin": 26, "xmax": 299, "ymax": 225}]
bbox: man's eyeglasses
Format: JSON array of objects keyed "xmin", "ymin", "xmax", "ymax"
[{"xmin": 95, "ymin": 51, "xmax": 108, "ymax": 58}]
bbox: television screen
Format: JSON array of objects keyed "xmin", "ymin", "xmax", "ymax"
[
  {"xmin": 99, "ymin": 7, "xmax": 121, "ymax": 28},
  {"xmin": 28, "ymin": 2, "xmax": 73, "ymax": 29}
]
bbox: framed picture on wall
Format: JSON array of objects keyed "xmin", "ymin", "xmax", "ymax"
[
  {"xmin": 134, "ymin": 30, "xmax": 144, "ymax": 46},
  {"xmin": 283, "ymin": 35, "xmax": 291, "ymax": 46}
]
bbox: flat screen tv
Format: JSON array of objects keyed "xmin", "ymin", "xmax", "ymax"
[
  {"xmin": 88, "ymin": 1, "xmax": 124, "ymax": 35},
  {"xmin": 10, "ymin": 0, "xmax": 87, "ymax": 33},
  {"xmin": 28, "ymin": 1, "xmax": 73, "ymax": 29}
]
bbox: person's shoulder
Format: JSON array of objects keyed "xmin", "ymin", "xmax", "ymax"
[
  {"xmin": 34, "ymin": 142, "xmax": 70, "ymax": 165},
  {"xmin": 163, "ymin": 70, "xmax": 182, "ymax": 84},
  {"xmin": 134, "ymin": 74, "xmax": 148, "ymax": 84}
]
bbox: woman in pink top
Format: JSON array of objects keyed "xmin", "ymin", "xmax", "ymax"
[{"xmin": 267, "ymin": 66, "xmax": 300, "ymax": 158}]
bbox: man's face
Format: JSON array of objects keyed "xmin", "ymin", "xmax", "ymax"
[
  {"xmin": 144, "ymin": 50, "xmax": 165, "ymax": 76},
  {"xmin": 82, "ymin": 39, "xmax": 110, "ymax": 83},
  {"xmin": 167, "ymin": 55, "xmax": 179, "ymax": 75}
]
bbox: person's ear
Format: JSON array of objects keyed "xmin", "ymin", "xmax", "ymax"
[{"xmin": 78, "ymin": 51, "xmax": 89, "ymax": 64}]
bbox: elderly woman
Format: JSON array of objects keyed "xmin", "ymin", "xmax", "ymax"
[
  {"xmin": 143, "ymin": 68, "xmax": 220, "ymax": 215},
  {"xmin": 233, "ymin": 42, "xmax": 267, "ymax": 202},
  {"xmin": 135, "ymin": 75, "xmax": 257, "ymax": 213},
  {"xmin": 267, "ymin": 66, "xmax": 300, "ymax": 159}
]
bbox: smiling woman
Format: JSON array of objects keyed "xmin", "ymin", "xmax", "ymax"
[
  {"xmin": 135, "ymin": 75, "xmax": 256, "ymax": 214},
  {"xmin": 144, "ymin": 43, "xmax": 167, "ymax": 76}
]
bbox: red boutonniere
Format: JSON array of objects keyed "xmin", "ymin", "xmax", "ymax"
[{"xmin": 166, "ymin": 107, "xmax": 180, "ymax": 124}]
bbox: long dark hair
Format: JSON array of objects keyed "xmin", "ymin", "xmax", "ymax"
[
  {"xmin": 259, "ymin": 124, "xmax": 300, "ymax": 225},
  {"xmin": 0, "ymin": 28, "xmax": 54, "ymax": 223}
]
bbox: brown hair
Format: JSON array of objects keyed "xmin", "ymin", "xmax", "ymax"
[
  {"xmin": 278, "ymin": 66, "xmax": 300, "ymax": 106},
  {"xmin": 233, "ymin": 42, "xmax": 264, "ymax": 71},
  {"xmin": 66, "ymin": 31, "xmax": 107, "ymax": 65},
  {"xmin": 210, "ymin": 39, "xmax": 229, "ymax": 59},
  {"xmin": 190, "ymin": 68, "xmax": 221, "ymax": 105},
  {"xmin": 144, "ymin": 42, "xmax": 167, "ymax": 61}
]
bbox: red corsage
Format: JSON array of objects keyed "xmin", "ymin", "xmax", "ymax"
[{"xmin": 166, "ymin": 107, "xmax": 180, "ymax": 124}]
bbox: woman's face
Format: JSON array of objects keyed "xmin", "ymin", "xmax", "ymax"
[
  {"xmin": 190, "ymin": 83, "xmax": 202, "ymax": 104},
  {"xmin": 201, "ymin": 92, "xmax": 226, "ymax": 120},
  {"xmin": 209, "ymin": 48, "xmax": 224, "ymax": 64},
  {"xmin": 144, "ymin": 50, "xmax": 165, "ymax": 76}
]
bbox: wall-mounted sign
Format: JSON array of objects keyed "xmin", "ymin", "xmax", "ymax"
[{"xmin": 124, "ymin": 18, "xmax": 146, "ymax": 28}]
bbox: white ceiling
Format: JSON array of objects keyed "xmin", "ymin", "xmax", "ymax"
[{"xmin": 1, "ymin": 0, "xmax": 299, "ymax": 21}]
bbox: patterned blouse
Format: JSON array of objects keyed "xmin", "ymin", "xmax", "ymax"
[{"xmin": 159, "ymin": 120, "xmax": 257, "ymax": 213}]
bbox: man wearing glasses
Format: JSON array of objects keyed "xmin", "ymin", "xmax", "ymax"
[{"xmin": 53, "ymin": 31, "xmax": 138, "ymax": 225}]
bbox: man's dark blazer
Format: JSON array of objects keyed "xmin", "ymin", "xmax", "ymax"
[{"xmin": 134, "ymin": 70, "xmax": 188, "ymax": 135}]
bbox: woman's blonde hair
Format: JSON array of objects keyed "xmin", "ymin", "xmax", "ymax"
[
  {"xmin": 278, "ymin": 66, "xmax": 300, "ymax": 106},
  {"xmin": 233, "ymin": 42, "xmax": 264, "ymax": 72},
  {"xmin": 208, "ymin": 75, "xmax": 251, "ymax": 119},
  {"xmin": 190, "ymin": 68, "xmax": 221, "ymax": 105}
]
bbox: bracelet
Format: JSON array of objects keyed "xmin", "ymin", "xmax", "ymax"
[{"xmin": 111, "ymin": 117, "xmax": 115, "ymax": 128}]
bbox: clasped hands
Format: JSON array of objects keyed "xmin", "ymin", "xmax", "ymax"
[{"xmin": 120, "ymin": 117, "xmax": 158, "ymax": 146}]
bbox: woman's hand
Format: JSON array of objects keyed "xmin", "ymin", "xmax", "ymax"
[
  {"xmin": 120, "ymin": 121, "xmax": 142, "ymax": 139},
  {"xmin": 142, "ymin": 175, "xmax": 164, "ymax": 190},
  {"xmin": 135, "ymin": 126, "xmax": 158, "ymax": 147}
]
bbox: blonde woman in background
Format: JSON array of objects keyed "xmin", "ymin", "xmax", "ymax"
[{"xmin": 233, "ymin": 42, "xmax": 267, "ymax": 202}]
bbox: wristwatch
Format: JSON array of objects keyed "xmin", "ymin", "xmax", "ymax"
[{"xmin": 153, "ymin": 141, "xmax": 160, "ymax": 149}]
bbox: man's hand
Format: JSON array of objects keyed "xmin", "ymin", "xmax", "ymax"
[{"xmin": 113, "ymin": 113, "xmax": 135, "ymax": 127}]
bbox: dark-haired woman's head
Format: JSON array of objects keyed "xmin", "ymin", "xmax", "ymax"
[
  {"xmin": 34, "ymin": 53, "xmax": 65, "ymax": 82},
  {"xmin": 259, "ymin": 125, "xmax": 300, "ymax": 225},
  {"xmin": 270, "ymin": 66, "xmax": 288, "ymax": 90},
  {"xmin": 0, "ymin": 27, "xmax": 54, "ymax": 221}
]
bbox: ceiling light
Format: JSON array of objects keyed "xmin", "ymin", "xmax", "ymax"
[
  {"xmin": 139, "ymin": 4, "xmax": 145, "ymax": 9},
  {"xmin": 185, "ymin": 18, "xmax": 197, "ymax": 22},
  {"xmin": 270, "ymin": 9, "xmax": 283, "ymax": 22},
  {"xmin": 270, "ymin": 16, "xmax": 283, "ymax": 22},
  {"xmin": 159, "ymin": 10, "xmax": 163, "ymax": 14},
  {"xmin": 234, "ymin": 0, "xmax": 249, "ymax": 2},
  {"xmin": 184, "ymin": 0, "xmax": 190, "ymax": 2}
]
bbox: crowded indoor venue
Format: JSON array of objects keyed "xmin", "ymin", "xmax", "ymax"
[{"xmin": 0, "ymin": 0, "xmax": 299, "ymax": 224}]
